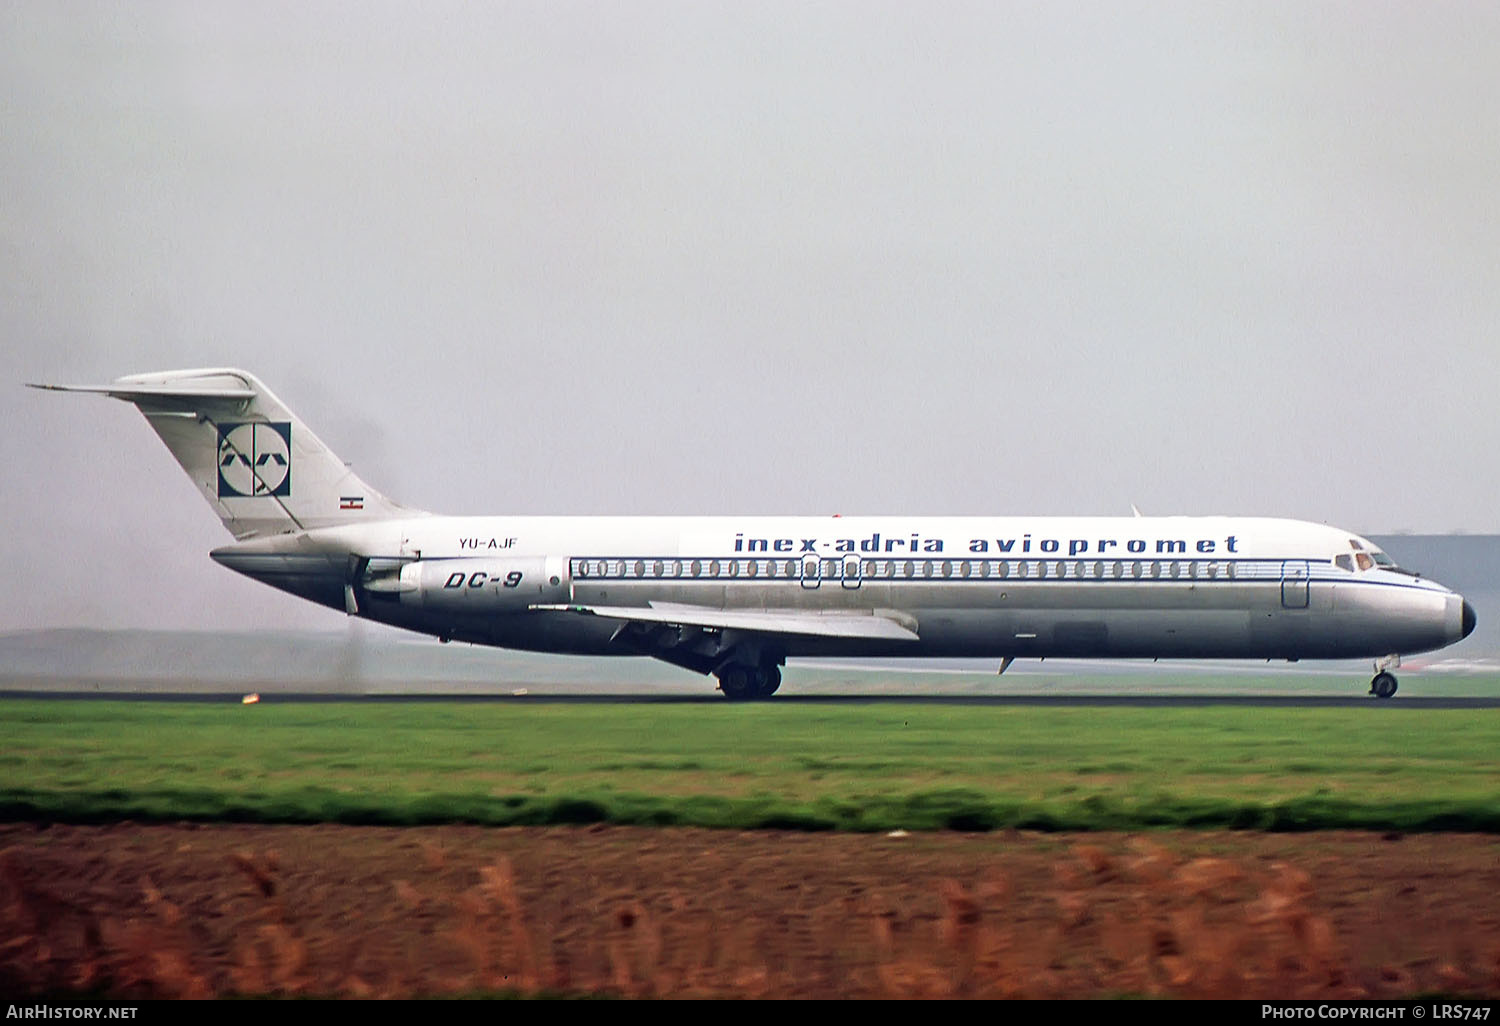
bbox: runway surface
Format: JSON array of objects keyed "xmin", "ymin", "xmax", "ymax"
[{"xmin": 4, "ymin": 689, "xmax": 1500, "ymax": 708}]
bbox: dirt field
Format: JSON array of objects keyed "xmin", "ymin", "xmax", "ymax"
[{"xmin": 3, "ymin": 823, "xmax": 1499, "ymax": 999}]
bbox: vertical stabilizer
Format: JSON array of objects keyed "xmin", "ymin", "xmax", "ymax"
[{"xmin": 29, "ymin": 368, "xmax": 418, "ymax": 538}]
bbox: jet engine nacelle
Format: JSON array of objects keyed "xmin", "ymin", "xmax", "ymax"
[{"xmin": 397, "ymin": 557, "xmax": 570, "ymax": 611}]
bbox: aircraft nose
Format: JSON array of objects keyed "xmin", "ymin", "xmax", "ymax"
[{"xmin": 1462, "ymin": 599, "xmax": 1477, "ymax": 640}]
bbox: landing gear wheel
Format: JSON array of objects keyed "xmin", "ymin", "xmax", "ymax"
[
  {"xmin": 718, "ymin": 666, "xmax": 756, "ymax": 701},
  {"xmin": 1369, "ymin": 671, "xmax": 1398, "ymax": 699},
  {"xmin": 717, "ymin": 663, "xmax": 782, "ymax": 700}
]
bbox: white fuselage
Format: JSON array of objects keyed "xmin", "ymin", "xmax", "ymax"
[{"xmin": 211, "ymin": 513, "xmax": 1474, "ymax": 667}]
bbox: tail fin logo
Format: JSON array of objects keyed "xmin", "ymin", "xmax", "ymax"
[{"xmin": 217, "ymin": 422, "xmax": 292, "ymax": 498}]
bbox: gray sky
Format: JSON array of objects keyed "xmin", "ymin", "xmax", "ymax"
[{"xmin": 3, "ymin": 2, "xmax": 1498, "ymax": 632}]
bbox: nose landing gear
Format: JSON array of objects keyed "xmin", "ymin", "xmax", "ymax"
[{"xmin": 1368, "ymin": 655, "xmax": 1400, "ymax": 698}]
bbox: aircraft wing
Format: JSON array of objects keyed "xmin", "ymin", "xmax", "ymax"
[{"xmin": 532, "ymin": 601, "xmax": 920, "ymax": 641}]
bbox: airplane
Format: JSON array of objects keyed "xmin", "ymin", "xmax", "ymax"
[{"xmin": 30, "ymin": 367, "xmax": 1476, "ymax": 699}]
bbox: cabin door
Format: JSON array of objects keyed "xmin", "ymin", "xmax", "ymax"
[{"xmin": 1280, "ymin": 561, "xmax": 1310, "ymax": 609}]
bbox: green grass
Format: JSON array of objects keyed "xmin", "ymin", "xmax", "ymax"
[{"xmin": 2, "ymin": 698, "xmax": 1499, "ymax": 832}]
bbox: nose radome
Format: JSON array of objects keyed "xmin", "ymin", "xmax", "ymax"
[{"xmin": 1462, "ymin": 600, "xmax": 1477, "ymax": 640}]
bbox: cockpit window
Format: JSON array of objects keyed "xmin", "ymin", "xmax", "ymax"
[
  {"xmin": 1344, "ymin": 539, "xmax": 1400, "ymax": 572},
  {"xmin": 1335, "ymin": 554, "xmax": 1354, "ymax": 572}
]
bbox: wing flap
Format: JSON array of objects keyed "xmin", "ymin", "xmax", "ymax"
[{"xmin": 532, "ymin": 601, "xmax": 920, "ymax": 641}]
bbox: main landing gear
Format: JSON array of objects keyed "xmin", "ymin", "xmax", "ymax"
[{"xmin": 716, "ymin": 663, "xmax": 782, "ymax": 701}]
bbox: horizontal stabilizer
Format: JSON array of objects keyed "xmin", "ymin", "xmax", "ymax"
[
  {"xmin": 532, "ymin": 601, "xmax": 920, "ymax": 641},
  {"xmin": 27, "ymin": 382, "xmax": 256, "ymax": 405}
]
